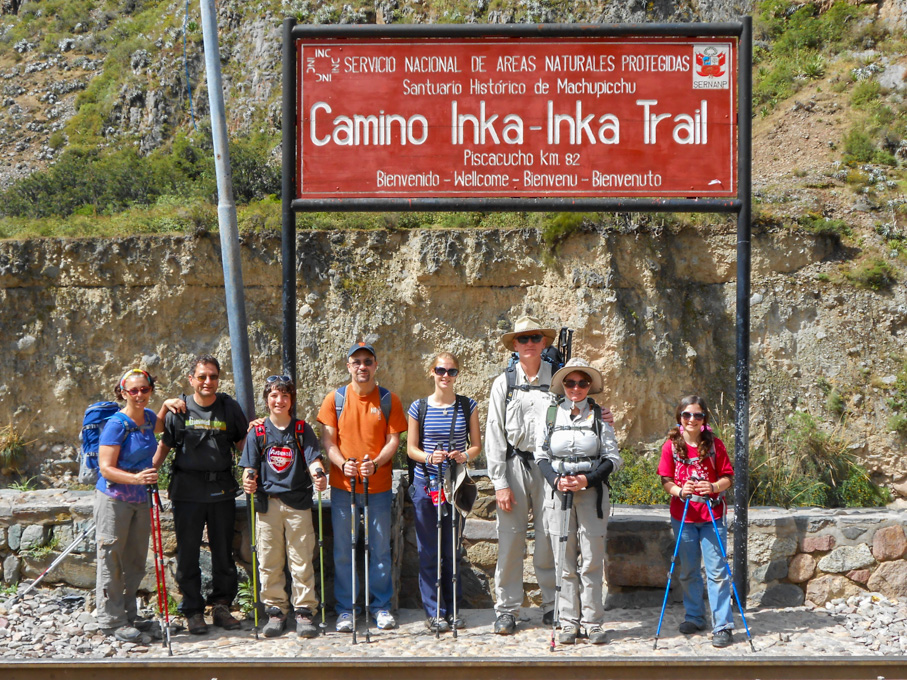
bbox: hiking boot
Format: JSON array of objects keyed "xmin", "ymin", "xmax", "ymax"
[
  {"xmin": 494, "ymin": 613, "xmax": 516, "ymax": 635},
  {"xmin": 212, "ymin": 604, "xmax": 242, "ymax": 630},
  {"xmin": 262, "ymin": 608, "xmax": 286, "ymax": 638},
  {"xmin": 447, "ymin": 612, "xmax": 465, "ymax": 630},
  {"xmin": 186, "ymin": 613, "xmax": 208, "ymax": 635},
  {"xmin": 679, "ymin": 620, "xmax": 706, "ymax": 635},
  {"xmin": 425, "ymin": 616, "xmax": 450, "ymax": 633},
  {"xmin": 335, "ymin": 612, "xmax": 354, "ymax": 633},
  {"xmin": 375, "ymin": 610, "xmax": 396, "ymax": 630},
  {"xmin": 587, "ymin": 625, "xmax": 608, "ymax": 645},
  {"xmin": 712, "ymin": 629, "xmax": 733, "ymax": 648},
  {"xmin": 558, "ymin": 624, "xmax": 578, "ymax": 645},
  {"xmin": 295, "ymin": 611, "xmax": 318, "ymax": 639},
  {"xmin": 542, "ymin": 610, "xmax": 554, "ymax": 626},
  {"xmin": 132, "ymin": 617, "xmax": 154, "ymax": 632},
  {"xmin": 110, "ymin": 625, "xmax": 143, "ymax": 642}
]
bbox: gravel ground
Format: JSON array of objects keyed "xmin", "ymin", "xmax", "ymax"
[{"xmin": 0, "ymin": 587, "xmax": 898, "ymax": 659}]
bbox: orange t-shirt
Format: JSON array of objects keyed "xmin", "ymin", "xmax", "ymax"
[{"xmin": 316, "ymin": 384, "xmax": 407, "ymax": 494}]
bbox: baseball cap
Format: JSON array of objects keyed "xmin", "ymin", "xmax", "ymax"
[{"xmin": 347, "ymin": 341, "xmax": 377, "ymax": 359}]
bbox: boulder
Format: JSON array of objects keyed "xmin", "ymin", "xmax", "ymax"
[
  {"xmin": 806, "ymin": 574, "xmax": 865, "ymax": 606},
  {"xmin": 846, "ymin": 569, "xmax": 871, "ymax": 585},
  {"xmin": 800, "ymin": 534, "xmax": 835, "ymax": 553},
  {"xmin": 3, "ymin": 554, "xmax": 20, "ymax": 583},
  {"xmin": 787, "ymin": 553, "xmax": 816, "ymax": 583},
  {"xmin": 751, "ymin": 583, "xmax": 805, "ymax": 608},
  {"xmin": 749, "ymin": 533, "xmax": 797, "ymax": 563},
  {"xmin": 872, "ymin": 525, "xmax": 907, "ymax": 562},
  {"xmin": 465, "ymin": 541, "xmax": 497, "ymax": 572},
  {"xmin": 7, "ymin": 525, "xmax": 21, "ymax": 552},
  {"xmin": 18, "ymin": 524, "xmax": 48, "ymax": 551},
  {"xmin": 752, "ymin": 558, "xmax": 788, "ymax": 583},
  {"xmin": 462, "ymin": 518, "xmax": 497, "ymax": 541},
  {"xmin": 817, "ymin": 544, "xmax": 875, "ymax": 573},
  {"xmin": 866, "ymin": 561, "xmax": 907, "ymax": 598}
]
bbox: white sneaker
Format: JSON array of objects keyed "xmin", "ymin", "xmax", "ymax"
[
  {"xmin": 335, "ymin": 612, "xmax": 354, "ymax": 633},
  {"xmin": 375, "ymin": 610, "xmax": 396, "ymax": 630}
]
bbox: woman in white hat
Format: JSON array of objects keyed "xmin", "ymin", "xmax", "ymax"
[
  {"xmin": 407, "ymin": 352, "xmax": 482, "ymax": 633},
  {"xmin": 534, "ymin": 358, "xmax": 621, "ymax": 645}
]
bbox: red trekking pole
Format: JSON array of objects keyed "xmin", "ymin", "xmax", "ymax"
[{"xmin": 147, "ymin": 484, "xmax": 173, "ymax": 656}]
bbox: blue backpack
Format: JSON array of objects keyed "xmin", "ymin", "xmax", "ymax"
[{"xmin": 78, "ymin": 401, "xmax": 135, "ymax": 485}]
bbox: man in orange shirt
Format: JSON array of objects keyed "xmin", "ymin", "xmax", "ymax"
[{"xmin": 317, "ymin": 342, "xmax": 407, "ymax": 633}]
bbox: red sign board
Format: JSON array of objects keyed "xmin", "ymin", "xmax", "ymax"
[{"xmin": 297, "ymin": 37, "xmax": 737, "ymax": 199}]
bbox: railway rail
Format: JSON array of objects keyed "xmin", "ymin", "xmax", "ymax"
[{"xmin": 3, "ymin": 657, "xmax": 907, "ymax": 680}]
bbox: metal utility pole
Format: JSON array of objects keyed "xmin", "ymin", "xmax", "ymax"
[{"xmin": 199, "ymin": 0, "xmax": 255, "ymax": 419}]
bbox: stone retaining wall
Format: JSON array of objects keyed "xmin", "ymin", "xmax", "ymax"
[{"xmin": 2, "ymin": 482, "xmax": 905, "ymax": 611}]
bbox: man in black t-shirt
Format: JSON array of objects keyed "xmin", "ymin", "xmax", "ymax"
[{"xmin": 153, "ymin": 354, "xmax": 249, "ymax": 635}]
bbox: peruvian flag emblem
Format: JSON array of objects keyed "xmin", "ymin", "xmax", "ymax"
[
  {"xmin": 266, "ymin": 446, "xmax": 294, "ymax": 473},
  {"xmin": 696, "ymin": 47, "xmax": 726, "ymax": 77}
]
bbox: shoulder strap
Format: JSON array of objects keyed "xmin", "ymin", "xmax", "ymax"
[
  {"xmin": 447, "ymin": 396, "xmax": 463, "ymax": 452},
  {"xmin": 254, "ymin": 423, "xmax": 267, "ymax": 452},
  {"xmin": 411, "ymin": 398, "xmax": 429, "ymax": 485},
  {"xmin": 589, "ymin": 398, "xmax": 602, "ymax": 439},
  {"xmin": 455, "ymin": 394, "xmax": 471, "ymax": 446},
  {"xmin": 294, "ymin": 419, "xmax": 306, "ymax": 454},
  {"xmin": 378, "ymin": 386, "xmax": 392, "ymax": 427},
  {"xmin": 111, "ymin": 411, "xmax": 139, "ymax": 434},
  {"xmin": 543, "ymin": 397, "xmax": 561, "ymax": 454},
  {"xmin": 334, "ymin": 386, "xmax": 347, "ymax": 424}
]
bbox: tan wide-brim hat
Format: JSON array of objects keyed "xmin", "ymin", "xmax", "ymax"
[
  {"xmin": 550, "ymin": 358, "xmax": 604, "ymax": 396},
  {"xmin": 500, "ymin": 315, "xmax": 557, "ymax": 351},
  {"xmin": 443, "ymin": 463, "xmax": 477, "ymax": 518}
]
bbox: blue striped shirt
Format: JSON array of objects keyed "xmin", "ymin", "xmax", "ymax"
[{"xmin": 407, "ymin": 397, "xmax": 477, "ymax": 480}]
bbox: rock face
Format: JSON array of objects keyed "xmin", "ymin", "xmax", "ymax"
[{"xmin": 0, "ymin": 226, "xmax": 880, "ymax": 476}]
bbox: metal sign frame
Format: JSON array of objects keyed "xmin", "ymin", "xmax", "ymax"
[{"xmin": 281, "ymin": 19, "xmax": 752, "ymax": 597}]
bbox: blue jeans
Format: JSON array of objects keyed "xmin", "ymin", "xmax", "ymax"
[
  {"xmin": 410, "ymin": 478, "xmax": 462, "ymax": 619},
  {"xmin": 671, "ymin": 516, "xmax": 734, "ymax": 633},
  {"xmin": 331, "ymin": 487, "xmax": 393, "ymax": 616}
]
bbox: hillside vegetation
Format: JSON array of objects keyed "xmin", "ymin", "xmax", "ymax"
[{"xmin": 0, "ymin": 0, "xmax": 902, "ymax": 241}]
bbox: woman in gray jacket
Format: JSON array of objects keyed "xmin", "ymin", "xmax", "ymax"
[{"xmin": 535, "ymin": 358, "xmax": 622, "ymax": 646}]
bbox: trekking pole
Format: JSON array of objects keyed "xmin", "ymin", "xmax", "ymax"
[
  {"xmin": 246, "ymin": 485, "xmax": 260, "ymax": 640},
  {"xmin": 7, "ymin": 520, "xmax": 96, "ymax": 606},
  {"xmin": 315, "ymin": 470, "xmax": 327, "ymax": 634},
  {"xmin": 147, "ymin": 484, "xmax": 173, "ymax": 656},
  {"xmin": 450, "ymin": 458, "xmax": 459, "ymax": 640},
  {"xmin": 550, "ymin": 487, "xmax": 572, "ymax": 653},
  {"xmin": 703, "ymin": 499, "xmax": 756, "ymax": 653},
  {"xmin": 350, "ymin": 473, "xmax": 358, "ymax": 645},
  {"xmin": 654, "ymin": 496, "xmax": 690, "ymax": 650},
  {"xmin": 433, "ymin": 450, "xmax": 443, "ymax": 640},
  {"xmin": 362, "ymin": 457, "xmax": 371, "ymax": 644}
]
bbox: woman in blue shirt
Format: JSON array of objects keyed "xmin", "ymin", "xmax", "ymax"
[
  {"xmin": 95, "ymin": 369, "xmax": 178, "ymax": 642},
  {"xmin": 406, "ymin": 352, "xmax": 481, "ymax": 633}
]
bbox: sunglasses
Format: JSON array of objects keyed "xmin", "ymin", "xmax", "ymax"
[
  {"xmin": 563, "ymin": 379, "xmax": 590, "ymax": 389},
  {"xmin": 193, "ymin": 373, "xmax": 219, "ymax": 382},
  {"xmin": 433, "ymin": 367, "xmax": 459, "ymax": 377},
  {"xmin": 266, "ymin": 374, "xmax": 291, "ymax": 383},
  {"xmin": 125, "ymin": 386, "xmax": 152, "ymax": 396},
  {"xmin": 681, "ymin": 411, "xmax": 706, "ymax": 421},
  {"xmin": 349, "ymin": 358, "xmax": 375, "ymax": 367},
  {"xmin": 515, "ymin": 334, "xmax": 545, "ymax": 345}
]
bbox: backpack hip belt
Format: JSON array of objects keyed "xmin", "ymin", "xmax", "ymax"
[{"xmin": 551, "ymin": 455, "xmax": 595, "ymax": 476}]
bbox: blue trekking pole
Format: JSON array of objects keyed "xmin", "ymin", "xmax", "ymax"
[
  {"xmin": 703, "ymin": 500, "xmax": 756, "ymax": 652},
  {"xmin": 653, "ymin": 497, "xmax": 690, "ymax": 650}
]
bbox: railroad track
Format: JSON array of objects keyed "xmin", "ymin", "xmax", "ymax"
[{"xmin": 3, "ymin": 657, "xmax": 906, "ymax": 680}]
